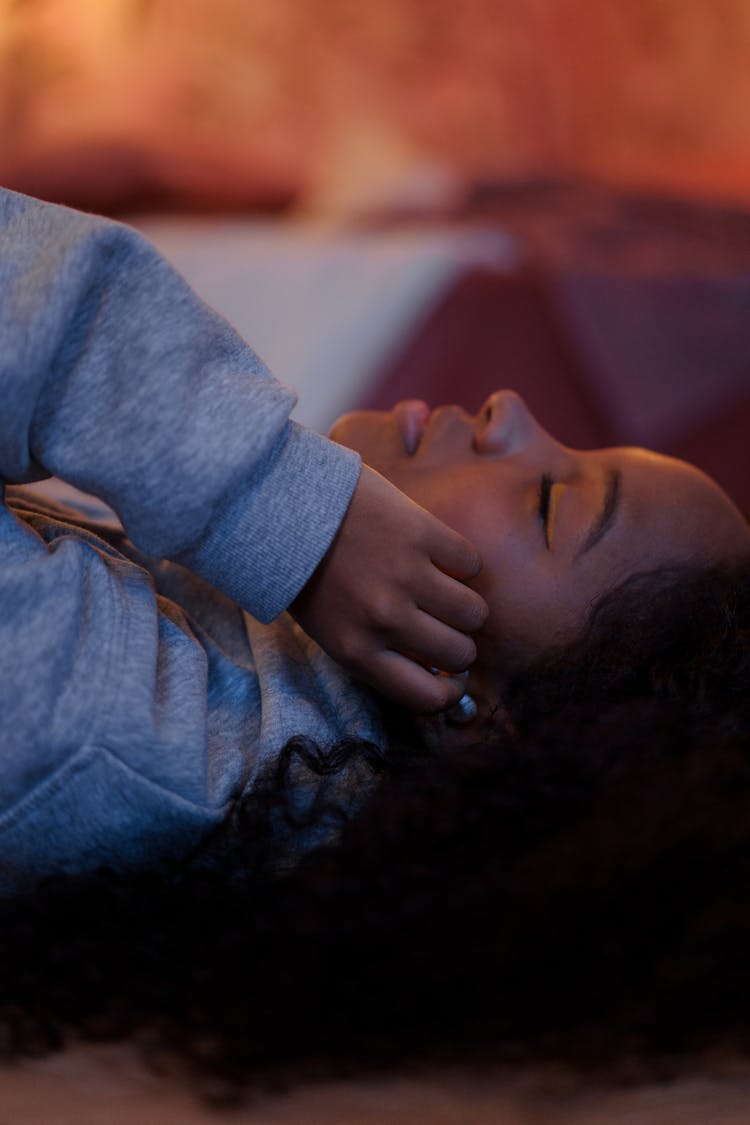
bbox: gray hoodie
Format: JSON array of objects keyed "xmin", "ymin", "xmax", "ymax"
[{"xmin": 0, "ymin": 189, "xmax": 385, "ymax": 895}]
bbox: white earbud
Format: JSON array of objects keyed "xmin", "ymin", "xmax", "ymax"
[{"xmin": 446, "ymin": 692, "xmax": 478, "ymax": 726}]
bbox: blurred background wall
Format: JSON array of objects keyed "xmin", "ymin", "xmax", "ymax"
[{"xmin": 2, "ymin": 0, "xmax": 750, "ymax": 214}]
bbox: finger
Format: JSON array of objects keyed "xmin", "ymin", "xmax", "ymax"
[
  {"xmin": 395, "ymin": 610, "xmax": 478, "ymax": 674},
  {"xmin": 425, "ymin": 521, "xmax": 483, "ymax": 581},
  {"xmin": 365, "ymin": 650, "xmax": 468, "ymax": 713},
  {"xmin": 417, "ymin": 568, "xmax": 489, "ymax": 634}
]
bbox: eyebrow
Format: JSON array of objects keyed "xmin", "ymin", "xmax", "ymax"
[{"xmin": 577, "ymin": 468, "xmax": 622, "ymax": 558}]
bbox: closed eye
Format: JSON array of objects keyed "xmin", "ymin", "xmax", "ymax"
[{"xmin": 538, "ymin": 474, "xmax": 553, "ymax": 547}]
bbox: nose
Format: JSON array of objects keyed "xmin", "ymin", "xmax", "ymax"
[{"xmin": 472, "ymin": 390, "xmax": 550, "ymax": 456}]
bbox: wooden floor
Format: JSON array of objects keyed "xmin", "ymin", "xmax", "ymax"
[{"xmin": 3, "ymin": 1044, "xmax": 750, "ymax": 1124}]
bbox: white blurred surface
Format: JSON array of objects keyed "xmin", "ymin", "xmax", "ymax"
[{"xmin": 133, "ymin": 217, "xmax": 519, "ymax": 434}]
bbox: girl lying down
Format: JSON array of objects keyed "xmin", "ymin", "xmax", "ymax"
[{"xmin": 2, "ymin": 188, "xmax": 750, "ymax": 1095}]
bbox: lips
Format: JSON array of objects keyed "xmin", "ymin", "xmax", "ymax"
[{"xmin": 394, "ymin": 399, "xmax": 431, "ymax": 455}]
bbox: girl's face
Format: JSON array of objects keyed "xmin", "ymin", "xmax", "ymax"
[{"xmin": 330, "ymin": 392, "xmax": 750, "ymax": 669}]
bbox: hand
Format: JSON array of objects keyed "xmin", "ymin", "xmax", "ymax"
[{"xmin": 291, "ymin": 465, "xmax": 488, "ymax": 712}]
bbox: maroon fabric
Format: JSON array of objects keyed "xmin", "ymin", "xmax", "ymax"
[
  {"xmin": 0, "ymin": 141, "xmax": 298, "ymax": 217},
  {"xmin": 360, "ymin": 183, "xmax": 750, "ymax": 512},
  {"xmin": 360, "ymin": 268, "xmax": 610, "ymax": 449}
]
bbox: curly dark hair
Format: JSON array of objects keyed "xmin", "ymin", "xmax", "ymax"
[{"xmin": 1, "ymin": 559, "xmax": 750, "ymax": 1103}]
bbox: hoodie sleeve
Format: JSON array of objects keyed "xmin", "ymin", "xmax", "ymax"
[{"xmin": 0, "ymin": 188, "xmax": 360, "ymax": 621}]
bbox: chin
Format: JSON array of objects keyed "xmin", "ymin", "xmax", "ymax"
[{"xmin": 328, "ymin": 410, "xmax": 403, "ymax": 474}]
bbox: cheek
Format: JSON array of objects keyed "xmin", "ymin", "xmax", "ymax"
[
  {"xmin": 481, "ymin": 565, "xmax": 544, "ymax": 646},
  {"xmin": 397, "ymin": 471, "xmax": 583, "ymax": 651},
  {"xmin": 479, "ymin": 542, "xmax": 585, "ymax": 657},
  {"xmin": 328, "ymin": 413, "xmax": 401, "ymax": 473},
  {"xmin": 484, "ymin": 562, "xmax": 599, "ymax": 659},
  {"xmin": 400, "ymin": 478, "xmax": 508, "ymax": 542},
  {"xmin": 430, "ymin": 493, "xmax": 543, "ymax": 617},
  {"xmin": 400, "ymin": 481, "xmax": 530, "ymax": 591}
]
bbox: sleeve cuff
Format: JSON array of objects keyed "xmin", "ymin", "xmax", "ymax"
[{"xmin": 174, "ymin": 423, "xmax": 361, "ymax": 622}]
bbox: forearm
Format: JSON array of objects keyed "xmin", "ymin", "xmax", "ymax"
[{"xmin": 0, "ymin": 189, "xmax": 360, "ymax": 619}]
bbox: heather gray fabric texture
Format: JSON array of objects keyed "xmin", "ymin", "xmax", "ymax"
[{"xmin": 0, "ymin": 189, "xmax": 384, "ymax": 895}]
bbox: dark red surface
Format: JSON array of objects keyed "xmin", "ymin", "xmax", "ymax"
[
  {"xmin": 360, "ymin": 267, "xmax": 613, "ymax": 449},
  {"xmin": 359, "ymin": 183, "xmax": 750, "ymax": 512}
]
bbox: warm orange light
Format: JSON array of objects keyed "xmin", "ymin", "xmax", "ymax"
[{"xmin": 2, "ymin": 0, "xmax": 750, "ymax": 207}]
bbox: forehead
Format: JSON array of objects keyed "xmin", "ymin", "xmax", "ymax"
[
  {"xmin": 606, "ymin": 448, "xmax": 749, "ymax": 566},
  {"xmin": 478, "ymin": 446, "xmax": 750, "ymax": 664}
]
